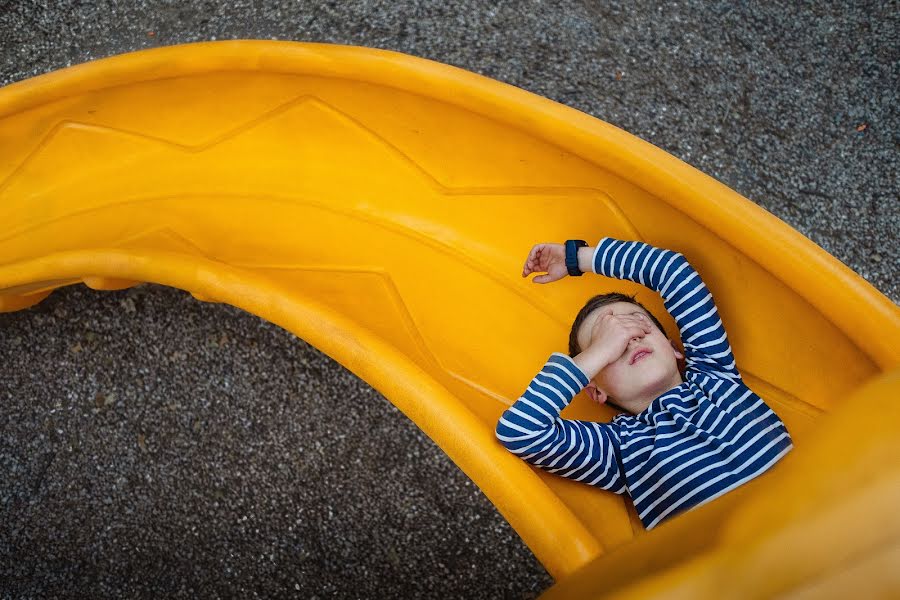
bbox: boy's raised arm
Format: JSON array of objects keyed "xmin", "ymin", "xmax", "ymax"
[
  {"xmin": 587, "ymin": 238, "xmax": 741, "ymax": 379},
  {"xmin": 495, "ymin": 353, "xmax": 627, "ymax": 493}
]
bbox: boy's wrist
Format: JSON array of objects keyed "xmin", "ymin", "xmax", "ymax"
[{"xmin": 577, "ymin": 246, "xmax": 595, "ymax": 275}]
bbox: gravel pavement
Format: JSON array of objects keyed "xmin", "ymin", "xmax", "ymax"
[{"xmin": 1, "ymin": 1, "xmax": 897, "ymax": 599}]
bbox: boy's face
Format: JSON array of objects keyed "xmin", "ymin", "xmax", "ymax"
[{"xmin": 576, "ymin": 301, "xmax": 683, "ymax": 414}]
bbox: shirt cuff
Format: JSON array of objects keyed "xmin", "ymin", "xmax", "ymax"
[
  {"xmin": 591, "ymin": 237, "xmax": 617, "ymax": 274},
  {"xmin": 549, "ymin": 352, "xmax": 591, "ymax": 388}
]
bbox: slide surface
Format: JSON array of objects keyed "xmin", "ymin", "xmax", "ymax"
[{"xmin": 1, "ymin": 42, "xmax": 898, "ymax": 592}]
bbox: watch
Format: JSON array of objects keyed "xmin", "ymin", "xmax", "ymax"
[{"xmin": 565, "ymin": 240, "xmax": 588, "ymax": 276}]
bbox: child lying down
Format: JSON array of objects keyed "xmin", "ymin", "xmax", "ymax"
[{"xmin": 496, "ymin": 237, "xmax": 792, "ymax": 529}]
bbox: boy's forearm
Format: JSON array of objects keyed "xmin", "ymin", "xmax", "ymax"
[
  {"xmin": 572, "ymin": 345, "xmax": 612, "ymax": 380},
  {"xmin": 577, "ymin": 246, "xmax": 595, "ymax": 275}
]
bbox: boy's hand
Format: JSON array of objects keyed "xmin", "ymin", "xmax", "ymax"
[
  {"xmin": 523, "ymin": 243, "xmax": 568, "ymax": 284},
  {"xmin": 581, "ymin": 313, "xmax": 653, "ymax": 373}
]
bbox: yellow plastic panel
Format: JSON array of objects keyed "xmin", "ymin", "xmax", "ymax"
[{"xmin": 1, "ymin": 42, "xmax": 898, "ymax": 585}]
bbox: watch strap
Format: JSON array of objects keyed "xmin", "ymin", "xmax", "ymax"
[{"xmin": 565, "ymin": 240, "xmax": 588, "ymax": 276}]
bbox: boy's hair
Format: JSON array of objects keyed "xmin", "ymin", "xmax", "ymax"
[{"xmin": 568, "ymin": 293, "xmax": 669, "ymax": 414}]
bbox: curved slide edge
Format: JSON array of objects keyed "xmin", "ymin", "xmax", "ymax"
[{"xmin": 0, "ymin": 249, "xmax": 604, "ymax": 577}]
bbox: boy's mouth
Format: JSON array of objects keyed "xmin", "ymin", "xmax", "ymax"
[{"xmin": 630, "ymin": 348, "xmax": 652, "ymax": 365}]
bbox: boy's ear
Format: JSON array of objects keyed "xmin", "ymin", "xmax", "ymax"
[
  {"xmin": 670, "ymin": 340, "xmax": 684, "ymax": 360},
  {"xmin": 585, "ymin": 382, "xmax": 608, "ymax": 405}
]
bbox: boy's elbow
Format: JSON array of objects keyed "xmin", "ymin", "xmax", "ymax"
[
  {"xmin": 496, "ymin": 412, "xmax": 557, "ymax": 458},
  {"xmin": 495, "ymin": 411, "xmax": 539, "ymax": 455},
  {"xmin": 494, "ymin": 415, "xmax": 517, "ymax": 453}
]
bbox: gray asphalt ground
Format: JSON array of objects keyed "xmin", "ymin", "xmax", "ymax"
[{"xmin": 0, "ymin": 1, "xmax": 897, "ymax": 598}]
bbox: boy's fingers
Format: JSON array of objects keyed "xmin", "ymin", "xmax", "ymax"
[
  {"xmin": 636, "ymin": 314, "xmax": 653, "ymax": 331},
  {"xmin": 524, "ymin": 245, "xmax": 555, "ymax": 276},
  {"xmin": 523, "ymin": 252, "xmax": 538, "ymax": 273},
  {"xmin": 624, "ymin": 314, "xmax": 652, "ymax": 329}
]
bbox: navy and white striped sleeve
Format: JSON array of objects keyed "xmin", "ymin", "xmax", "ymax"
[
  {"xmin": 495, "ymin": 353, "xmax": 627, "ymax": 493},
  {"xmin": 592, "ymin": 238, "xmax": 740, "ymax": 379}
]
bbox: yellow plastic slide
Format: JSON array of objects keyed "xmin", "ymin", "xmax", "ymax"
[{"xmin": 1, "ymin": 42, "xmax": 898, "ymax": 597}]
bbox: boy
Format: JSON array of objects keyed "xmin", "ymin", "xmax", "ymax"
[{"xmin": 495, "ymin": 238, "xmax": 792, "ymax": 529}]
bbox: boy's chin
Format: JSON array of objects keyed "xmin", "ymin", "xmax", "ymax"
[{"xmin": 634, "ymin": 371, "xmax": 681, "ymax": 399}]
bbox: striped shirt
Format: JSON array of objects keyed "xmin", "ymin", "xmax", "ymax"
[{"xmin": 496, "ymin": 238, "xmax": 793, "ymax": 529}]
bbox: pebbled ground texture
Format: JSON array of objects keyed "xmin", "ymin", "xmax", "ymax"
[{"xmin": 1, "ymin": 1, "xmax": 897, "ymax": 599}]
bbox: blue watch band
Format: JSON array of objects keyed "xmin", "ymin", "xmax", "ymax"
[{"xmin": 565, "ymin": 240, "xmax": 588, "ymax": 276}]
